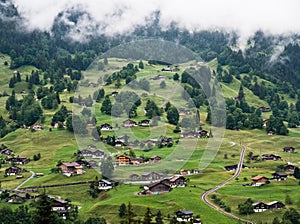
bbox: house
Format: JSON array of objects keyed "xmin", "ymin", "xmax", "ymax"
[
  {"xmin": 130, "ymin": 157, "xmax": 144, "ymax": 165},
  {"xmin": 267, "ymin": 201, "xmax": 285, "ymax": 210},
  {"xmin": 88, "ymin": 82, "xmax": 98, "ymax": 88},
  {"xmin": 199, "ymin": 130, "xmax": 208, "ymax": 138},
  {"xmin": 98, "ymin": 179, "xmax": 113, "ymax": 190},
  {"xmin": 130, "ymin": 174, "xmax": 139, "ymax": 180},
  {"xmin": 161, "ymin": 67, "xmax": 172, "ymax": 72},
  {"xmin": 0, "ymin": 148, "xmax": 13, "ymax": 155},
  {"xmin": 115, "ymin": 155, "xmax": 131, "ymax": 165},
  {"xmin": 32, "ymin": 124, "xmax": 43, "ymax": 131},
  {"xmin": 160, "ymin": 136, "xmax": 173, "ymax": 146},
  {"xmin": 123, "ymin": 119, "xmax": 137, "ymax": 128},
  {"xmin": 100, "ymin": 123, "xmax": 112, "ymax": 131},
  {"xmin": 180, "ymin": 131, "xmax": 198, "ymax": 138},
  {"xmin": 51, "ymin": 198, "xmax": 70, "ymax": 212},
  {"xmin": 175, "ymin": 210, "xmax": 194, "ymax": 222},
  {"xmin": 149, "ymin": 75, "xmax": 166, "ymax": 80},
  {"xmin": 144, "ymin": 181, "xmax": 171, "ymax": 195},
  {"xmin": 139, "ymin": 119, "xmax": 150, "ymax": 127},
  {"xmin": 169, "ymin": 175, "xmax": 187, "ymax": 187},
  {"xmin": 5, "ymin": 156, "xmax": 30, "ymax": 165},
  {"xmin": 6, "ymin": 193, "xmax": 26, "ymax": 204},
  {"xmin": 111, "ymin": 91, "xmax": 118, "ymax": 97},
  {"xmin": 251, "ymin": 176, "xmax": 269, "ymax": 186},
  {"xmin": 283, "ymin": 146, "xmax": 295, "ymax": 153},
  {"xmin": 252, "ymin": 202, "xmax": 268, "ymax": 212},
  {"xmin": 87, "ymin": 144, "xmax": 97, "ymax": 150},
  {"xmin": 259, "ymin": 106, "xmax": 271, "ymax": 112},
  {"xmin": 5, "ymin": 166, "xmax": 22, "ymax": 176},
  {"xmin": 224, "ymin": 164, "xmax": 247, "ymax": 171},
  {"xmin": 60, "ymin": 162, "xmax": 83, "ymax": 176},
  {"xmin": 142, "ymin": 171, "xmax": 165, "ymax": 181},
  {"xmin": 78, "ymin": 149, "xmax": 93, "ymax": 158},
  {"xmin": 150, "ymin": 156, "xmax": 161, "ymax": 163},
  {"xmin": 92, "ymin": 150, "xmax": 104, "ymax": 159},
  {"xmin": 115, "ymin": 140, "xmax": 125, "ymax": 147},
  {"xmin": 180, "ymin": 170, "xmax": 190, "ymax": 175},
  {"xmin": 262, "ymin": 154, "xmax": 281, "ymax": 161},
  {"xmin": 251, "ymin": 155, "xmax": 259, "ymax": 161},
  {"xmin": 87, "ymin": 160, "xmax": 98, "ymax": 168},
  {"xmin": 76, "ymin": 160, "xmax": 91, "ymax": 168},
  {"xmin": 272, "ymin": 172, "xmax": 288, "ymax": 181}
]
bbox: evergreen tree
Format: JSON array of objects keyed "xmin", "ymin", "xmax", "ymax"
[
  {"xmin": 167, "ymin": 106, "xmax": 179, "ymax": 125},
  {"xmin": 100, "ymin": 156, "xmax": 114, "ymax": 179},
  {"xmin": 101, "ymin": 96, "xmax": 112, "ymax": 115},
  {"xmin": 143, "ymin": 207, "xmax": 152, "ymax": 224},
  {"xmin": 123, "ymin": 202, "xmax": 135, "ymax": 224},
  {"xmin": 155, "ymin": 210, "xmax": 164, "ymax": 224},
  {"xmin": 119, "ymin": 203, "xmax": 126, "ymax": 218},
  {"xmin": 138, "ymin": 60, "xmax": 144, "ymax": 69},
  {"xmin": 294, "ymin": 167, "xmax": 300, "ymax": 179}
]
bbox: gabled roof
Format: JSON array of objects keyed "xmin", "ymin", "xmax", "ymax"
[
  {"xmin": 252, "ymin": 175, "xmax": 268, "ymax": 181},
  {"xmin": 176, "ymin": 210, "xmax": 193, "ymax": 215}
]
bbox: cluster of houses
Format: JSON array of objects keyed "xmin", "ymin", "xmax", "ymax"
[
  {"xmin": 180, "ymin": 129, "xmax": 211, "ymax": 138},
  {"xmin": 115, "ymin": 155, "xmax": 161, "ymax": 166},
  {"xmin": 252, "ymin": 201, "xmax": 285, "ymax": 212},
  {"xmin": 245, "ymin": 170, "xmax": 290, "ymax": 187},
  {"xmin": 139, "ymin": 173, "xmax": 187, "ymax": 195},
  {"xmin": 5, "ymin": 193, "xmax": 73, "ymax": 219}
]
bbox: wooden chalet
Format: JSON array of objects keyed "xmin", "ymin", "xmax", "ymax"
[
  {"xmin": 143, "ymin": 181, "xmax": 171, "ymax": 195},
  {"xmin": 100, "ymin": 123, "xmax": 112, "ymax": 131},
  {"xmin": 199, "ymin": 130, "xmax": 208, "ymax": 138},
  {"xmin": 224, "ymin": 164, "xmax": 247, "ymax": 171},
  {"xmin": 123, "ymin": 119, "xmax": 137, "ymax": 128},
  {"xmin": 251, "ymin": 176, "xmax": 269, "ymax": 186},
  {"xmin": 261, "ymin": 154, "xmax": 281, "ymax": 161},
  {"xmin": 5, "ymin": 156, "xmax": 30, "ymax": 165},
  {"xmin": 115, "ymin": 155, "xmax": 131, "ymax": 165},
  {"xmin": 6, "ymin": 193, "xmax": 26, "ymax": 204},
  {"xmin": 175, "ymin": 210, "xmax": 194, "ymax": 222},
  {"xmin": 150, "ymin": 156, "xmax": 161, "ymax": 163},
  {"xmin": 98, "ymin": 179, "xmax": 113, "ymax": 190},
  {"xmin": 252, "ymin": 202, "xmax": 268, "ymax": 212},
  {"xmin": 130, "ymin": 157, "xmax": 144, "ymax": 165},
  {"xmin": 180, "ymin": 131, "xmax": 198, "ymax": 138},
  {"xmin": 272, "ymin": 172, "xmax": 288, "ymax": 181},
  {"xmin": 169, "ymin": 175, "xmax": 187, "ymax": 188},
  {"xmin": 5, "ymin": 166, "xmax": 22, "ymax": 176},
  {"xmin": 283, "ymin": 146, "xmax": 295, "ymax": 153},
  {"xmin": 0, "ymin": 148, "xmax": 13, "ymax": 155},
  {"xmin": 139, "ymin": 119, "xmax": 150, "ymax": 127},
  {"xmin": 60, "ymin": 162, "xmax": 83, "ymax": 176},
  {"xmin": 267, "ymin": 201, "xmax": 285, "ymax": 210},
  {"xmin": 141, "ymin": 171, "xmax": 165, "ymax": 181}
]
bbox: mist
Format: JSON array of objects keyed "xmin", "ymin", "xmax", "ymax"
[{"xmin": 12, "ymin": 0, "xmax": 300, "ymax": 46}]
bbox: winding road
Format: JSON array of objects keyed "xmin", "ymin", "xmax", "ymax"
[
  {"xmin": 201, "ymin": 146, "xmax": 255, "ymax": 224},
  {"xmin": 14, "ymin": 170, "xmax": 35, "ymax": 191}
]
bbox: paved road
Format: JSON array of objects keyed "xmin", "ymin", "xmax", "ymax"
[
  {"xmin": 201, "ymin": 146, "xmax": 255, "ymax": 224},
  {"xmin": 15, "ymin": 170, "xmax": 35, "ymax": 191}
]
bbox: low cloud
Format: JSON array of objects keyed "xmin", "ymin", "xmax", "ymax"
[{"xmin": 12, "ymin": 0, "xmax": 300, "ymax": 45}]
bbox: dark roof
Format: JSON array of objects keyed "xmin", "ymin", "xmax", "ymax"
[{"xmin": 177, "ymin": 210, "xmax": 193, "ymax": 215}]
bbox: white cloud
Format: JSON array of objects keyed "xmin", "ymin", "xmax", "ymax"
[{"xmin": 12, "ymin": 0, "xmax": 300, "ymax": 42}]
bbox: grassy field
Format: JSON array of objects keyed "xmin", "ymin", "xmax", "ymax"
[{"xmin": 0, "ymin": 57, "xmax": 300, "ymax": 223}]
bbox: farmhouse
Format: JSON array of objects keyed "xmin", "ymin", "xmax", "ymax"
[
  {"xmin": 169, "ymin": 175, "xmax": 187, "ymax": 187},
  {"xmin": 115, "ymin": 155, "xmax": 131, "ymax": 165},
  {"xmin": 92, "ymin": 150, "xmax": 104, "ymax": 159},
  {"xmin": 175, "ymin": 210, "xmax": 194, "ymax": 223},
  {"xmin": 251, "ymin": 176, "xmax": 269, "ymax": 186},
  {"xmin": 5, "ymin": 166, "xmax": 22, "ymax": 176},
  {"xmin": 5, "ymin": 156, "xmax": 30, "ymax": 165},
  {"xmin": 78, "ymin": 149, "xmax": 93, "ymax": 157},
  {"xmin": 272, "ymin": 172, "xmax": 288, "ymax": 181},
  {"xmin": 123, "ymin": 119, "xmax": 137, "ymax": 128},
  {"xmin": 51, "ymin": 198, "xmax": 71, "ymax": 218},
  {"xmin": 32, "ymin": 124, "xmax": 43, "ymax": 130},
  {"xmin": 267, "ymin": 201, "xmax": 285, "ymax": 210},
  {"xmin": 150, "ymin": 156, "xmax": 161, "ymax": 163},
  {"xmin": 0, "ymin": 148, "xmax": 13, "ymax": 155},
  {"xmin": 143, "ymin": 181, "xmax": 171, "ymax": 195},
  {"xmin": 142, "ymin": 171, "xmax": 165, "ymax": 181},
  {"xmin": 60, "ymin": 162, "xmax": 84, "ymax": 176},
  {"xmin": 261, "ymin": 154, "xmax": 281, "ymax": 161},
  {"xmin": 199, "ymin": 130, "xmax": 208, "ymax": 138},
  {"xmin": 139, "ymin": 119, "xmax": 150, "ymax": 127},
  {"xmin": 180, "ymin": 131, "xmax": 198, "ymax": 138},
  {"xmin": 98, "ymin": 179, "xmax": 113, "ymax": 190},
  {"xmin": 6, "ymin": 193, "xmax": 26, "ymax": 204},
  {"xmin": 283, "ymin": 146, "xmax": 295, "ymax": 153},
  {"xmin": 130, "ymin": 157, "xmax": 144, "ymax": 165},
  {"xmin": 252, "ymin": 202, "xmax": 268, "ymax": 212},
  {"xmin": 259, "ymin": 106, "xmax": 271, "ymax": 112},
  {"xmin": 111, "ymin": 91, "xmax": 118, "ymax": 97},
  {"xmin": 100, "ymin": 123, "xmax": 112, "ymax": 131},
  {"xmin": 224, "ymin": 164, "xmax": 247, "ymax": 171}
]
